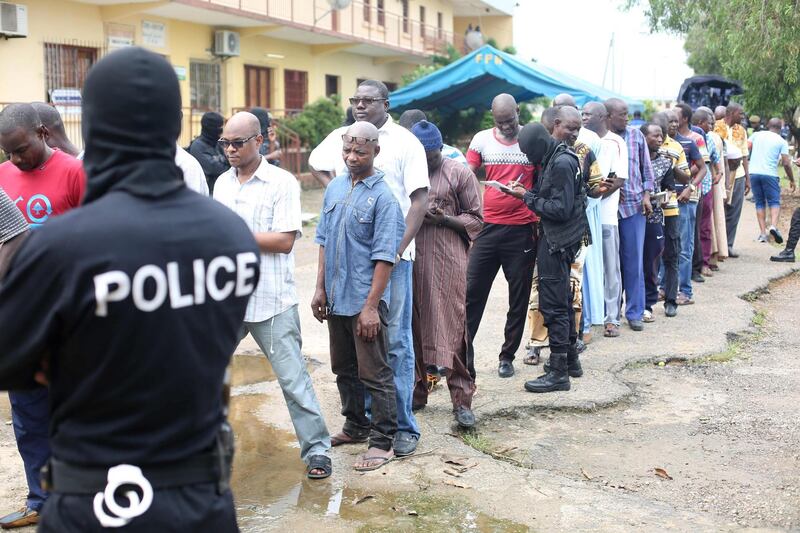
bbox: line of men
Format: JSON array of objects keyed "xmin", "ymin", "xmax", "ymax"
[{"xmin": 0, "ymin": 49, "xmax": 791, "ymax": 529}]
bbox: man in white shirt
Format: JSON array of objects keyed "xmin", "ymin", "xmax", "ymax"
[
  {"xmin": 308, "ymin": 80, "xmax": 429, "ymax": 457},
  {"xmin": 582, "ymin": 101, "xmax": 628, "ymax": 338},
  {"xmin": 175, "ymin": 144, "xmax": 209, "ymax": 196},
  {"xmin": 214, "ymin": 112, "xmax": 332, "ymax": 479}
]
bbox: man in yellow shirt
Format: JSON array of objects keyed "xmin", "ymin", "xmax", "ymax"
[{"xmin": 714, "ymin": 102, "xmax": 750, "ymax": 257}]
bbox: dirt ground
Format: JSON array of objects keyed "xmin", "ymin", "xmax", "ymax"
[{"xmin": 1, "ymin": 194, "xmax": 799, "ymax": 532}]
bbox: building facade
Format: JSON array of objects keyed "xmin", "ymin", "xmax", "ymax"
[{"xmin": 0, "ymin": 0, "xmax": 513, "ymax": 149}]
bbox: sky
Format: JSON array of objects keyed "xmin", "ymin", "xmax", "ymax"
[{"xmin": 511, "ymin": 0, "xmax": 694, "ymax": 101}]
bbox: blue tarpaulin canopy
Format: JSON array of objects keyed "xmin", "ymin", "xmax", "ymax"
[{"xmin": 390, "ymin": 45, "xmax": 644, "ymax": 114}]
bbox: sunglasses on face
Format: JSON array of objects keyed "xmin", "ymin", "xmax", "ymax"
[
  {"xmin": 218, "ymin": 134, "xmax": 258, "ymax": 149},
  {"xmin": 342, "ymin": 134, "xmax": 377, "ymax": 145},
  {"xmin": 348, "ymin": 97, "xmax": 386, "ymax": 106}
]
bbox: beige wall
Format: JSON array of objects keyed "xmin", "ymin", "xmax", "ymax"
[
  {"xmin": 453, "ymin": 15, "xmax": 513, "ymax": 51},
  {"xmin": 0, "ymin": 0, "xmax": 418, "ymax": 112}
]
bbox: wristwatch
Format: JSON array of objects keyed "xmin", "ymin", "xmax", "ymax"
[{"xmin": 688, "ymin": 183, "xmax": 697, "ymax": 192}]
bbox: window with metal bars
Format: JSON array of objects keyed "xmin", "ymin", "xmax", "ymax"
[
  {"xmin": 377, "ymin": 0, "xmax": 385, "ymax": 26},
  {"xmin": 419, "ymin": 6, "xmax": 425, "ymax": 37},
  {"xmin": 43, "ymin": 43, "xmax": 99, "ymax": 99},
  {"xmin": 190, "ymin": 61, "xmax": 221, "ymax": 111},
  {"xmin": 363, "ymin": 0, "xmax": 371, "ymax": 23},
  {"xmin": 284, "ymin": 70, "xmax": 308, "ymax": 111},
  {"xmin": 401, "ymin": 0, "xmax": 409, "ymax": 33}
]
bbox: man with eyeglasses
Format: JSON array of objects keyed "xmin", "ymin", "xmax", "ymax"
[
  {"xmin": 214, "ymin": 112, "xmax": 333, "ymax": 480},
  {"xmin": 309, "ymin": 79, "xmax": 429, "ymax": 457}
]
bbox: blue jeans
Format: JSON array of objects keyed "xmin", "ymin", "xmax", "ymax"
[
  {"xmin": 9, "ymin": 388, "xmax": 50, "ymax": 511},
  {"xmin": 241, "ymin": 305, "xmax": 331, "ymax": 463},
  {"xmin": 679, "ymin": 201, "xmax": 698, "ymax": 297},
  {"xmin": 618, "ymin": 213, "xmax": 646, "ymax": 321},
  {"xmin": 386, "ymin": 260, "xmax": 419, "ymax": 438}
]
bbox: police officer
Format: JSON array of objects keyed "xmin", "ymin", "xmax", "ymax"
[
  {"xmin": 0, "ymin": 47, "xmax": 259, "ymax": 532},
  {"xmin": 511, "ymin": 111, "xmax": 588, "ymax": 393}
]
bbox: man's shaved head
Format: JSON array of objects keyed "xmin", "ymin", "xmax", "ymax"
[
  {"xmin": 0, "ymin": 103, "xmax": 50, "ymax": 171},
  {"xmin": 714, "ymin": 106, "xmax": 726, "ymax": 120},
  {"xmin": 491, "ymin": 93, "xmax": 518, "ymax": 114},
  {"xmin": 31, "ymin": 102, "xmax": 63, "ymax": 131},
  {"xmin": 224, "ymin": 112, "xmax": 261, "ymax": 137},
  {"xmin": 345, "ymin": 120, "xmax": 379, "ymax": 142},
  {"xmin": 0, "ymin": 103, "xmax": 41, "ymax": 136},
  {"xmin": 604, "ymin": 98, "xmax": 627, "ymax": 115},
  {"xmin": 553, "ymin": 93, "xmax": 577, "ymax": 109},
  {"xmin": 652, "ymin": 112, "xmax": 669, "ymax": 135},
  {"xmin": 605, "ymin": 98, "xmax": 629, "ymax": 134},
  {"xmin": 491, "ymin": 93, "xmax": 520, "ymax": 141},
  {"xmin": 399, "ymin": 109, "xmax": 427, "ymax": 130},
  {"xmin": 221, "ymin": 112, "xmax": 263, "ymax": 169},
  {"xmin": 553, "ymin": 106, "xmax": 582, "ymax": 146},
  {"xmin": 581, "ymin": 101, "xmax": 607, "ymax": 133},
  {"xmin": 767, "ymin": 117, "xmax": 783, "ymax": 131},
  {"xmin": 541, "ymin": 107, "xmax": 558, "ymax": 133}
]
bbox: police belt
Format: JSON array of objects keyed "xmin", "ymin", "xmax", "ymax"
[{"xmin": 43, "ymin": 453, "xmax": 222, "ymax": 495}]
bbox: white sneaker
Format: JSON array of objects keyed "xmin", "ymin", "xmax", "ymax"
[
  {"xmin": 642, "ymin": 309, "xmax": 655, "ymax": 323},
  {"xmin": 757, "ymin": 234, "xmax": 768, "ymax": 243}
]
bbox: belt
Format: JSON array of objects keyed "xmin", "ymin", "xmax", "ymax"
[{"xmin": 43, "ymin": 453, "xmax": 221, "ymax": 495}]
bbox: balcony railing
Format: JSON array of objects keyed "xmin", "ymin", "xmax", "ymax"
[{"xmin": 187, "ymin": 0, "xmax": 455, "ymax": 56}]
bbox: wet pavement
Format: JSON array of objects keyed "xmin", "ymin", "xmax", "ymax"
[{"xmin": 226, "ymin": 354, "xmax": 530, "ymax": 532}]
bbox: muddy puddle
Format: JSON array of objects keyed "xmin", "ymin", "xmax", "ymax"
[{"xmin": 227, "ymin": 354, "xmax": 530, "ymax": 532}]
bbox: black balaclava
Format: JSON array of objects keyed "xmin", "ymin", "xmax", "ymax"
[
  {"xmin": 81, "ymin": 47, "xmax": 184, "ymax": 204},
  {"xmin": 250, "ymin": 108, "xmax": 271, "ymax": 136},
  {"xmin": 200, "ymin": 112, "xmax": 224, "ymax": 142},
  {"xmin": 518, "ymin": 122, "xmax": 557, "ymax": 166}
]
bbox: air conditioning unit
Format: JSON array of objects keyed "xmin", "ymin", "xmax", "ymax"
[
  {"xmin": 214, "ymin": 30, "xmax": 240, "ymax": 57},
  {"xmin": 0, "ymin": 2, "xmax": 28, "ymax": 38}
]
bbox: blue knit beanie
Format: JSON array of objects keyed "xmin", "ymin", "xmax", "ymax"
[{"xmin": 411, "ymin": 120, "xmax": 443, "ymax": 152}]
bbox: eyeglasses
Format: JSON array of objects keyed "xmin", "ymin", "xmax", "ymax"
[
  {"xmin": 349, "ymin": 97, "xmax": 386, "ymax": 106},
  {"xmin": 217, "ymin": 134, "xmax": 258, "ymax": 149},
  {"xmin": 342, "ymin": 134, "xmax": 378, "ymax": 145}
]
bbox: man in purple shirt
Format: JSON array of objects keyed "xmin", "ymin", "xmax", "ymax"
[{"xmin": 605, "ymin": 99, "xmax": 654, "ymax": 331}]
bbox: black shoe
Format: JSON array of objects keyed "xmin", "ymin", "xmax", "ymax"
[
  {"xmin": 525, "ymin": 353, "xmax": 571, "ymax": 393},
  {"xmin": 454, "ymin": 407, "xmax": 476, "ymax": 428},
  {"xmin": 412, "ymin": 402, "xmax": 426, "ymax": 412},
  {"xmin": 691, "ymin": 273, "xmax": 705, "ymax": 283},
  {"xmin": 393, "ymin": 431, "xmax": 419, "ymax": 457},
  {"xmin": 544, "ymin": 344, "xmax": 583, "ymax": 377},
  {"xmin": 770, "ymin": 226, "xmax": 784, "ymax": 244},
  {"xmin": 498, "ymin": 359, "xmax": 515, "ymax": 378},
  {"xmin": 770, "ymin": 248, "xmax": 796, "ymax": 262},
  {"xmin": 664, "ymin": 302, "xmax": 678, "ymax": 317},
  {"xmin": 628, "ymin": 319, "xmax": 644, "ymax": 331}
]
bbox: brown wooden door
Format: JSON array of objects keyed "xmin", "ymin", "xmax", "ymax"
[
  {"xmin": 245, "ymin": 65, "xmax": 272, "ymax": 108},
  {"xmin": 284, "ymin": 70, "xmax": 308, "ymax": 111}
]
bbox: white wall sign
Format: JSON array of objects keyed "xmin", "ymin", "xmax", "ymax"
[
  {"xmin": 142, "ymin": 20, "xmax": 166, "ymax": 48},
  {"xmin": 108, "ymin": 36, "xmax": 134, "ymax": 50}
]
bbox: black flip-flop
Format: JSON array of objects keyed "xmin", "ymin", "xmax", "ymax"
[
  {"xmin": 353, "ymin": 453, "xmax": 394, "ymax": 472},
  {"xmin": 307, "ymin": 454, "xmax": 332, "ymax": 479}
]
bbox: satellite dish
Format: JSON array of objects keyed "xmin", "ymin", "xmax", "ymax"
[
  {"xmin": 327, "ymin": 0, "xmax": 352, "ymax": 9},
  {"xmin": 464, "ymin": 30, "xmax": 484, "ymax": 50}
]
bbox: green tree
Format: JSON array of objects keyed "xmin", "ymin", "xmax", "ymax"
[
  {"xmin": 627, "ymin": 0, "xmax": 800, "ymax": 139},
  {"xmin": 284, "ymin": 96, "xmax": 344, "ymax": 148}
]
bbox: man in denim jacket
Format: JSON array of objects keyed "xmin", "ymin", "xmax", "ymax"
[{"xmin": 312, "ymin": 122, "xmax": 405, "ymax": 472}]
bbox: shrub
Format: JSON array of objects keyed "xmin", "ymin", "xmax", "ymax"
[{"xmin": 284, "ymin": 96, "xmax": 344, "ymax": 148}]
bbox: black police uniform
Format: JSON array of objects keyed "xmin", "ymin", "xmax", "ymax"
[
  {"xmin": 518, "ymin": 124, "xmax": 588, "ymax": 392},
  {"xmin": 0, "ymin": 47, "xmax": 260, "ymax": 532}
]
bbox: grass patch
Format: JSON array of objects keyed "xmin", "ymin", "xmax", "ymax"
[
  {"xmin": 460, "ymin": 431, "xmax": 494, "ymax": 455},
  {"xmin": 752, "ymin": 309, "xmax": 767, "ymax": 327}
]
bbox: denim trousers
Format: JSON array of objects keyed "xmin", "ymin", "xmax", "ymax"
[
  {"xmin": 386, "ymin": 259, "xmax": 419, "ymax": 437},
  {"xmin": 9, "ymin": 388, "xmax": 51, "ymax": 511},
  {"xmin": 241, "ymin": 305, "xmax": 331, "ymax": 463},
  {"xmin": 679, "ymin": 201, "xmax": 698, "ymax": 297},
  {"xmin": 618, "ymin": 213, "xmax": 646, "ymax": 321}
]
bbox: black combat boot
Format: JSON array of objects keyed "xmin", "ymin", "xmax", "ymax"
[
  {"xmin": 543, "ymin": 343, "xmax": 583, "ymax": 377},
  {"xmin": 524, "ymin": 353, "xmax": 570, "ymax": 393}
]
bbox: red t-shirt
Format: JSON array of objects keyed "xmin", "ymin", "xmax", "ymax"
[
  {"xmin": 0, "ymin": 150, "xmax": 86, "ymax": 226},
  {"xmin": 466, "ymin": 128, "xmax": 537, "ymax": 224}
]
